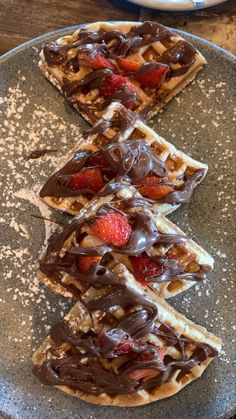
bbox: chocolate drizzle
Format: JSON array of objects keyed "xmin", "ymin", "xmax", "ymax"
[
  {"xmin": 42, "ymin": 21, "xmax": 197, "ymax": 116},
  {"xmin": 39, "ymin": 203, "xmax": 210, "ymax": 302},
  {"xmin": 25, "ymin": 149, "xmax": 58, "ymax": 160},
  {"xmin": 40, "ymin": 133, "xmax": 204, "ymax": 205},
  {"xmin": 33, "ymin": 291, "xmax": 218, "ymax": 395},
  {"xmin": 34, "ymin": 22, "xmax": 218, "ymax": 399}
]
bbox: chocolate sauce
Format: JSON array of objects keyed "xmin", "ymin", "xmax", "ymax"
[
  {"xmin": 33, "ymin": 298, "xmax": 218, "ymax": 395},
  {"xmin": 39, "ymin": 202, "xmax": 210, "ymax": 300},
  {"xmin": 26, "ymin": 149, "xmax": 58, "ymax": 160},
  {"xmin": 43, "ymin": 22, "xmax": 197, "ymax": 116},
  {"xmin": 40, "ymin": 150, "xmax": 92, "ymax": 198},
  {"xmin": 35, "ymin": 203, "xmax": 217, "ymax": 394},
  {"xmin": 40, "ymin": 133, "xmax": 205, "ymax": 205}
]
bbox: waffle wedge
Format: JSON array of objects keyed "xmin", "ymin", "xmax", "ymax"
[
  {"xmin": 32, "ymin": 263, "xmax": 221, "ymax": 406},
  {"xmin": 38, "ymin": 189, "xmax": 213, "ymax": 299},
  {"xmin": 40, "ymin": 102, "xmax": 207, "ymax": 216},
  {"xmin": 39, "ymin": 21, "xmax": 206, "ymax": 124}
]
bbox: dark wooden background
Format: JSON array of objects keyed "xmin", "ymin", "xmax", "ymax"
[{"xmin": 0, "ymin": 0, "xmax": 235, "ymax": 56}]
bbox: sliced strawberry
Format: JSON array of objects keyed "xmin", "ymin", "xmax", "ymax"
[
  {"xmin": 90, "ymin": 54, "xmax": 115, "ymax": 70},
  {"xmin": 136, "ymin": 176, "xmax": 172, "ymax": 199},
  {"xmin": 135, "ymin": 63, "xmax": 169, "ymax": 89},
  {"xmin": 87, "ymin": 151, "xmax": 108, "ymax": 168},
  {"xmin": 91, "ymin": 211, "xmax": 132, "ymax": 248},
  {"xmin": 78, "ymin": 235, "xmax": 103, "ymax": 274},
  {"xmin": 117, "ymin": 58, "xmax": 140, "ymax": 73},
  {"xmin": 99, "ymin": 74, "xmax": 137, "ymax": 108},
  {"xmin": 130, "ymin": 252, "xmax": 163, "ymax": 286},
  {"xmin": 137, "ymin": 352, "xmax": 154, "ymax": 361},
  {"xmin": 128, "ymin": 368, "xmax": 159, "ymax": 382},
  {"xmin": 138, "ymin": 347, "xmax": 164, "ymax": 362},
  {"xmin": 78, "ymin": 51, "xmax": 115, "ymax": 70},
  {"xmin": 78, "ymin": 255, "xmax": 101, "ymax": 274},
  {"xmin": 113, "ymin": 339, "xmax": 144, "ymax": 355},
  {"xmin": 69, "ymin": 168, "xmax": 104, "ymax": 192}
]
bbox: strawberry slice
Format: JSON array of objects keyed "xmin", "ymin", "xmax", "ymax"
[
  {"xmin": 136, "ymin": 176, "xmax": 172, "ymax": 199},
  {"xmin": 113, "ymin": 339, "xmax": 144, "ymax": 356},
  {"xmin": 78, "ymin": 235, "xmax": 103, "ymax": 274},
  {"xmin": 138, "ymin": 347, "xmax": 164, "ymax": 362},
  {"xmin": 135, "ymin": 63, "xmax": 169, "ymax": 89},
  {"xmin": 87, "ymin": 151, "xmax": 108, "ymax": 168},
  {"xmin": 78, "ymin": 50, "xmax": 115, "ymax": 70},
  {"xmin": 99, "ymin": 74, "xmax": 137, "ymax": 108},
  {"xmin": 130, "ymin": 252, "xmax": 163, "ymax": 285},
  {"xmin": 91, "ymin": 211, "xmax": 132, "ymax": 248},
  {"xmin": 90, "ymin": 55, "xmax": 115, "ymax": 70},
  {"xmin": 117, "ymin": 58, "xmax": 140, "ymax": 72},
  {"xmin": 78, "ymin": 255, "xmax": 101, "ymax": 274},
  {"xmin": 69, "ymin": 168, "xmax": 104, "ymax": 192},
  {"xmin": 128, "ymin": 368, "xmax": 159, "ymax": 382}
]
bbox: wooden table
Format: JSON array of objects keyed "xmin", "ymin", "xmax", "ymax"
[{"xmin": 0, "ymin": 0, "xmax": 235, "ymax": 56}]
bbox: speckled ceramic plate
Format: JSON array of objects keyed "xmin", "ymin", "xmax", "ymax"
[{"xmin": 0, "ymin": 24, "xmax": 235, "ymax": 419}]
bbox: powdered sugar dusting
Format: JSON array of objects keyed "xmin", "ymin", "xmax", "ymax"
[
  {"xmin": 0, "ymin": 43, "xmax": 235, "ymax": 418},
  {"xmin": 0, "ymin": 76, "xmax": 83, "ymax": 326}
]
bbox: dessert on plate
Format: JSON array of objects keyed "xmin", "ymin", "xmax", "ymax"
[
  {"xmin": 40, "ymin": 102, "xmax": 207, "ymax": 216},
  {"xmin": 32, "ymin": 264, "xmax": 221, "ymax": 406},
  {"xmin": 39, "ymin": 21, "xmax": 206, "ymax": 124},
  {"xmin": 30, "ymin": 20, "xmax": 221, "ymax": 407},
  {"xmin": 38, "ymin": 195, "xmax": 214, "ymax": 299}
]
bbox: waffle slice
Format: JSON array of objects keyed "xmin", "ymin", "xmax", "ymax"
[
  {"xmin": 38, "ymin": 189, "xmax": 214, "ymax": 299},
  {"xmin": 32, "ymin": 264, "xmax": 221, "ymax": 406},
  {"xmin": 40, "ymin": 102, "xmax": 208, "ymax": 216},
  {"xmin": 39, "ymin": 21, "xmax": 206, "ymax": 124}
]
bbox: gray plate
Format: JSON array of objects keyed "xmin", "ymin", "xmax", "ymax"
[{"xmin": 0, "ymin": 24, "xmax": 235, "ymax": 419}]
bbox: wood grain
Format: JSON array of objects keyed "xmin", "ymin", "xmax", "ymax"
[
  {"xmin": 0, "ymin": 0, "xmax": 235, "ymax": 56},
  {"xmin": 0, "ymin": 0, "xmax": 140, "ymax": 55}
]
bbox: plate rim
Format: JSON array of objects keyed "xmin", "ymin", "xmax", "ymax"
[
  {"xmin": 0, "ymin": 20, "xmax": 236, "ymax": 419},
  {"xmin": 126, "ymin": 0, "xmax": 227, "ymax": 12},
  {"xmin": 0, "ymin": 22, "xmax": 235, "ymax": 65}
]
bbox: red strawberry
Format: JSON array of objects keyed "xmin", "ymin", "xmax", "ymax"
[
  {"xmin": 137, "ymin": 351, "xmax": 154, "ymax": 361},
  {"xmin": 136, "ymin": 63, "xmax": 169, "ymax": 89},
  {"xmin": 114, "ymin": 339, "xmax": 144, "ymax": 355},
  {"xmin": 117, "ymin": 58, "xmax": 140, "ymax": 72},
  {"xmin": 87, "ymin": 151, "xmax": 108, "ymax": 168},
  {"xmin": 90, "ymin": 55, "xmax": 115, "ymax": 70},
  {"xmin": 138, "ymin": 347, "xmax": 164, "ymax": 362},
  {"xmin": 99, "ymin": 74, "xmax": 137, "ymax": 107},
  {"xmin": 69, "ymin": 168, "xmax": 104, "ymax": 192},
  {"xmin": 78, "ymin": 255, "xmax": 101, "ymax": 274},
  {"xmin": 136, "ymin": 176, "xmax": 172, "ymax": 199},
  {"xmin": 130, "ymin": 252, "xmax": 163, "ymax": 285},
  {"xmin": 91, "ymin": 211, "xmax": 132, "ymax": 248},
  {"xmin": 78, "ymin": 51, "xmax": 115, "ymax": 70}
]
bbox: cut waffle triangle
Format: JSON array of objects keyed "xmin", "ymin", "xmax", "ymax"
[
  {"xmin": 40, "ymin": 102, "xmax": 208, "ymax": 216},
  {"xmin": 38, "ymin": 188, "xmax": 214, "ymax": 299},
  {"xmin": 39, "ymin": 21, "xmax": 206, "ymax": 124},
  {"xmin": 32, "ymin": 263, "xmax": 221, "ymax": 406}
]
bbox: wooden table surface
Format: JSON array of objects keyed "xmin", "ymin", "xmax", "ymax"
[{"xmin": 0, "ymin": 0, "xmax": 235, "ymax": 56}]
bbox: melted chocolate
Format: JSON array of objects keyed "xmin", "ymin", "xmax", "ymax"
[
  {"xmin": 39, "ymin": 203, "xmax": 210, "ymax": 301},
  {"xmin": 33, "ymin": 303, "xmax": 218, "ymax": 395},
  {"xmin": 35, "ymin": 203, "xmax": 217, "ymax": 394},
  {"xmin": 43, "ymin": 22, "xmax": 197, "ymax": 115},
  {"xmin": 26, "ymin": 149, "xmax": 58, "ymax": 160},
  {"xmin": 40, "ymin": 133, "xmax": 204, "ymax": 205}
]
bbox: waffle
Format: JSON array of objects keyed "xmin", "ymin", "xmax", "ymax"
[
  {"xmin": 32, "ymin": 263, "xmax": 221, "ymax": 406},
  {"xmin": 38, "ymin": 190, "xmax": 214, "ymax": 299},
  {"xmin": 40, "ymin": 102, "xmax": 207, "ymax": 216},
  {"xmin": 39, "ymin": 21, "xmax": 206, "ymax": 124}
]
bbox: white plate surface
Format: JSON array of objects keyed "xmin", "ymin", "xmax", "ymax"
[{"xmin": 127, "ymin": 0, "xmax": 226, "ymax": 12}]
